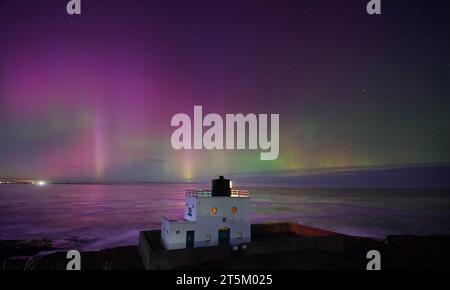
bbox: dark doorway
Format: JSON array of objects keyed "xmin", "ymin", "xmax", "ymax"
[
  {"xmin": 186, "ymin": 230, "xmax": 195, "ymax": 248},
  {"xmin": 218, "ymin": 228, "xmax": 230, "ymax": 246}
]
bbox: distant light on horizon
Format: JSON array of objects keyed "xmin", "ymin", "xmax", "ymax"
[{"xmin": 35, "ymin": 180, "xmax": 47, "ymax": 186}]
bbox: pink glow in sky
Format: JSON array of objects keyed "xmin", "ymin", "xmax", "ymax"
[{"xmin": 1, "ymin": 0, "xmax": 449, "ymax": 182}]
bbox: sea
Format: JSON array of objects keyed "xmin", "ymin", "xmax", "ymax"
[{"xmin": 0, "ymin": 183, "xmax": 449, "ymax": 251}]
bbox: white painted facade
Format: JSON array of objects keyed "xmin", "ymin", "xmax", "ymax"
[{"xmin": 161, "ymin": 189, "xmax": 251, "ymax": 250}]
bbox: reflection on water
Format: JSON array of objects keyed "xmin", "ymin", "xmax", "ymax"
[{"xmin": 0, "ymin": 184, "xmax": 449, "ymax": 251}]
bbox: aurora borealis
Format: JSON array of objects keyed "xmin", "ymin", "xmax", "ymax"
[{"xmin": 0, "ymin": 0, "xmax": 449, "ymax": 182}]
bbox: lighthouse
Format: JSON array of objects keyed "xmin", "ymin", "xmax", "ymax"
[{"xmin": 161, "ymin": 176, "xmax": 251, "ymax": 250}]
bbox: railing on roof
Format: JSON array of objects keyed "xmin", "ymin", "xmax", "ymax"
[
  {"xmin": 231, "ymin": 189, "xmax": 249, "ymax": 197},
  {"xmin": 185, "ymin": 189, "xmax": 249, "ymax": 198},
  {"xmin": 186, "ymin": 189, "xmax": 212, "ymax": 197}
]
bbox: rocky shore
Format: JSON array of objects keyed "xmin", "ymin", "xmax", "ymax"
[{"xmin": 2, "ymin": 233, "xmax": 450, "ymax": 270}]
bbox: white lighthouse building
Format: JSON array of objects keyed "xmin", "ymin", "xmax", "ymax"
[{"xmin": 161, "ymin": 176, "xmax": 251, "ymax": 250}]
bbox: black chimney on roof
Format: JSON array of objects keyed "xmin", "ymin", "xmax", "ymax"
[{"xmin": 211, "ymin": 176, "xmax": 231, "ymax": 197}]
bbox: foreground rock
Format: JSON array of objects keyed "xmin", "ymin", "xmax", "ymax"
[{"xmin": 2, "ymin": 233, "xmax": 450, "ymax": 270}]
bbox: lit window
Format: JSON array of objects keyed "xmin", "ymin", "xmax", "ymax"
[
  {"xmin": 205, "ymin": 234, "xmax": 211, "ymax": 241},
  {"xmin": 210, "ymin": 207, "xmax": 218, "ymax": 216},
  {"xmin": 231, "ymin": 207, "xmax": 238, "ymax": 214}
]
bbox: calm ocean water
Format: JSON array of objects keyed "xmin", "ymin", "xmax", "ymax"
[{"xmin": 0, "ymin": 184, "xmax": 449, "ymax": 251}]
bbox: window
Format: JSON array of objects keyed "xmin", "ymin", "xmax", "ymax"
[
  {"xmin": 231, "ymin": 207, "xmax": 238, "ymax": 214},
  {"xmin": 176, "ymin": 230, "xmax": 180, "ymax": 235},
  {"xmin": 205, "ymin": 234, "xmax": 211, "ymax": 241},
  {"xmin": 236, "ymin": 232, "xmax": 242, "ymax": 239},
  {"xmin": 222, "ymin": 217, "xmax": 227, "ymax": 222},
  {"xmin": 210, "ymin": 207, "xmax": 218, "ymax": 216}
]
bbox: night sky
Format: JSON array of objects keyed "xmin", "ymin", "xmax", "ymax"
[{"xmin": 0, "ymin": 0, "xmax": 449, "ymax": 182}]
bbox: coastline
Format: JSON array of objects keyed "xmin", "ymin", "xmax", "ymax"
[{"xmin": 2, "ymin": 225, "xmax": 450, "ymax": 270}]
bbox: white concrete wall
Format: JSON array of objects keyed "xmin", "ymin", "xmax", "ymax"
[
  {"xmin": 162, "ymin": 196, "xmax": 251, "ymax": 250},
  {"xmin": 196, "ymin": 196, "xmax": 251, "ymax": 244},
  {"xmin": 161, "ymin": 218, "xmax": 197, "ymax": 250}
]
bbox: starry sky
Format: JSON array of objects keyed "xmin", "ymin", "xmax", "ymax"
[{"xmin": 0, "ymin": 0, "xmax": 449, "ymax": 182}]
